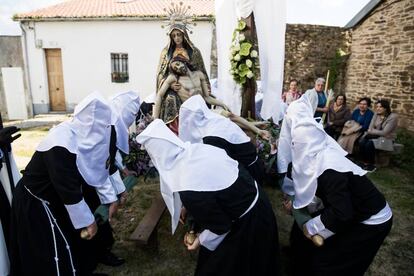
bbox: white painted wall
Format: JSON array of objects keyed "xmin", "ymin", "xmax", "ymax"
[
  {"xmin": 23, "ymin": 20, "xmax": 213, "ymax": 112},
  {"xmin": 1, "ymin": 67, "xmax": 28, "ymax": 119}
]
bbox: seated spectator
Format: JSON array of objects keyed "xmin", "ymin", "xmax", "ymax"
[
  {"xmin": 282, "ymin": 79, "xmax": 302, "ymax": 105},
  {"xmin": 325, "ymin": 94, "xmax": 351, "ymax": 140},
  {"xmin": 337, "ymin": 97, "xmax": 374, "ymax": 155},
  {"xmin": 351, "ymin": 97, "xmax": 374, "ymax": 132},
  {"xmin": 358, "ymin": 100, "xmax": 398, "ymax": 172},
  {"xmin": 337, "ymin": 120, "xmax": 362, "ymax": 154}
]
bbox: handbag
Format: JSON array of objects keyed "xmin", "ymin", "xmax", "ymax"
[{"xmin": 372, "ymin": 137, "xmax": 394, "ymax": 152}]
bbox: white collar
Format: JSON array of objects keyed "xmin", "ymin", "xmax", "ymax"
[
  {"xmin": 179, "ymin": 95, "xmax": 250, "ymax": 144},
  {"xmin": 37, "ymin": 92, "xmax": 112, "ymax": 187},
  {"xmin": 109, "ymin": 91, "xmax": 140, "ymax": 154}
]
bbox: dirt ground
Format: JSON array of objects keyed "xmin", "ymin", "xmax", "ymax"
[{"xmin": 10, "ymin": 127, "xmax": 414, "ymax": 276}]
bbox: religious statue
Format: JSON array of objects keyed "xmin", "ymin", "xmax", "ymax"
[
  {"xmin": 156, "ymin": 2, "xmax": 209, "ymax": 91},
  {"xmin": 154, "ymin": 55, "xmax": 229, "ymax": 122},
  {"xmin": 154, "ymin": 56, "xmax": 270, "ymax": 140},
  {"xmin": 155, "ymin": 2, "xmax": 211, "ymax": 132}
]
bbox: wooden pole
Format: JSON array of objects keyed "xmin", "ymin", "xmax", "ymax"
[
  {"xmin": 320, "ymin": 70, "xmax": 330, "ymax": 124},
  {"xmin": 240, "ymin": 13, "xmax": 257, "ymax": 120}
]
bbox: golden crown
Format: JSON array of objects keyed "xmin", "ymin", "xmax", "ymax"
[{"xmin": 161, "ymin": 1, "xmax": 197, "ymax": 34}]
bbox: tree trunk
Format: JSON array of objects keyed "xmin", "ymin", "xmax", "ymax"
[{"xmin": 240, "ymin": 13, "xmax": 257, "ymax": 119}]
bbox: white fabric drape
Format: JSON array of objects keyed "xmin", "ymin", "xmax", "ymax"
[
  {"xmin": 0, "ymin": 220, "xmax": 9, "ymax": 276},
  {"xmin": 37, "ymin": 92, "xmax": 112, "ymax": 187},
  {"xmin": 109, "ymin": 91, "xmax": 140, "ymax": 154},
  {"xmin": 0, "ymin": 151, "xmax": 20, "ymax": 276},
  {"xmin": 215, "ymin": 0, "xmax": 241, "ymax": 114},
  {"xmin": 178, "ymin": 95, "xmax": 251, "ymax": 144},
  {"xmin": 215, "ymin": 0, "xmax": 286, "ymax": 122}
]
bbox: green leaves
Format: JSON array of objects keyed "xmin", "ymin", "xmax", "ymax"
[
  {"xmin": 237, "ymin": 20, "xmax": 247, "ymax": 31},
  {"xmin": 229, "ymin": 20, "xmax": 258, "ymax": 87},
  {"xmin": 239, "ymin": 42, "xmax": 252, "ymax": 56}
]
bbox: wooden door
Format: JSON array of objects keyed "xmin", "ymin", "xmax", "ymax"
[{"xmin": 45, "ymin": 49, "xmax": 66, "ymax": 111}]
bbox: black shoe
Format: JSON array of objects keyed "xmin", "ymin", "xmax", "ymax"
[
  {"xmin": 363, "ymin": 164, "xmax": 376, "ymax": 172},
  {"xmin": 98, "ymin": 251, "xmax": 125, "ymax": 267}
]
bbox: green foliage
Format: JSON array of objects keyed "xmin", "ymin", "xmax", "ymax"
[
  {"xmin": 229, "ymin": 20, "xmax": 258, "ymax": 88},
  {"xmin": 239, "ymin": 42, "xmax": 252, "ymax": 56},
  {"xmin": 237, "ymin": 20, "xmax": 247, "ymax": 31},
  {"xmin": 328, "ymin": 48, "xmax": 347, "ymax": 90}
]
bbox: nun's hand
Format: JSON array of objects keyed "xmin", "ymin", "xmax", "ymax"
[
  {"xmin": 185, "ymin": 235, "xmax": 200, "ymax": 251},
  {"xmin": 302, "ymin": 224, "xmax": 313, "ymax": 240},
  {"xmin": 82, "ymin": 221, "xmax": 98, "ymax": 240},
  {"xmin": 282, "ymin": 195, "xmax": 293, "ymax": 215},
  {"xmin": 118, "ymin": 191, "xmax": 128, "ymax": 206},
  {"xmin": 108, "ymin": 201, "xmax": 119, "ymax": 223}
]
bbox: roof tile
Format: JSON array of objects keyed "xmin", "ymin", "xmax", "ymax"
[{"xmin": 15, "ymin": 0, "xmax": 214, "ymax": 20}]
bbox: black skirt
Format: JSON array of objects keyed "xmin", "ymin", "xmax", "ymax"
[{"xmin": 290, "ymin": 217, "xmax": 392, "ymax": 276}]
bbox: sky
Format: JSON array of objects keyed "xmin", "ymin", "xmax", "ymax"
[{"xmin": 0, "ymin": 0, "xmax": 372, "ymax": 35}]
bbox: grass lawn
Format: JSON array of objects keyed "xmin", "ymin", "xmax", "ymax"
[{"xmin": 11, "ymin": 127, "xmax": 414, "ymax": 275}]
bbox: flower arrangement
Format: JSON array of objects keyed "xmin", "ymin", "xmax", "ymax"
[
  {"xmin": 229, "ymin": 20, "xmax": 259, "ymax": 86},
  {"xmin": 123, "ymin": 114, "xmax": 153, "ymax": 176},
  {"xmin": 255, "ymin": 120, "xmax": 280, "ymax": 174}
]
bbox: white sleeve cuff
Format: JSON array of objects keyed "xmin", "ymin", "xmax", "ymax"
[
  {"xmin": 65, "ymin": 199, "xmax": 95, "ymax": 229},
  {"xmin": 199, "ymin": 230, "xmax": 229, "ymax": 251},
  {"xmin": 96, "ymin": 178, "xmax": 118, "ymax": 204},
  {"xmin": 305, "ymin": 215, "xmax": 335, "ymax": 239},
  {"xmin": 110, "ymin": 170, "xmax": 126, "ymax": 195},
  {"xmin": 115, "ymin": 151, "xmax": 125, "ymax": 170},
  {"xmin": 282, "ymin": 176, "xmax": 295, "ymax": 196}
]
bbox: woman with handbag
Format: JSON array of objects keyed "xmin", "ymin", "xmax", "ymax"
[{"xmin": 358, "ymin": 99, "xmax": 398, "ymax": 171}]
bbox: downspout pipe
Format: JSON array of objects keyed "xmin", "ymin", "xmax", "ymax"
[{"xmin": 20, "ymin": 22, "xmax": 34, "ymax": 118}]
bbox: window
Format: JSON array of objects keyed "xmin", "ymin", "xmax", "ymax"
[{"xmin": 111, "ymin": 53, "xmax": 129, "ymax": 83}]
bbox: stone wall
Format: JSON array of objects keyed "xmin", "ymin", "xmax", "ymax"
[
  {"xmin": 283, "ymin": 24, "xmax": 351, "ymax": 93},
  {"xmin": 0, "ymin": 36, "xmax": 25, "ymax": 120},
  {"xmin": 344, "ymin": 0, "xmax": 414, "ymax": 131}
]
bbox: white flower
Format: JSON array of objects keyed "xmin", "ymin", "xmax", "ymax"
[
  {"xmin": 239, "ymin": 34, "xmax": 245, "ymax": 41},
  {"xmin": 234, "ymin": 54, "xmax": 241, "ymax": 61},
  {"xmin": 246, "ymin": 59, "xmax": 252, "ymax": 68},
  {"xmin": 230, "ymin": 69, "xmax": 234, "ymax": 74},
  {"xmin": 246, "ymin": 71, "xmax": 254, "ymax": 79},
  {"xmin": 234, "ymin": 43, "xmax": 240, "ymax": 51},
  {"xmin": 250, "ymin": 50, "xmax": 258, "ymax": 58}
]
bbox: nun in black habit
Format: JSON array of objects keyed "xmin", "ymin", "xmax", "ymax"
[
  {"xmin": 91, "ymin": 91, "xmax": 141, "ymax": 267},
  {"xmin": 0, "ymin": 125, "xmax": 21, "ymax": 276},
  {"xmin": 178, "ymin": 95, "xmax": 265, "ymax": 186},
  {"xmin": 136, "ymin": 119, "xmax": 281, "ymax": 276},
  {"xmin": 277, "ymin": 92, "xmax": 393, "ymax": 276},
  {"xmin": 10, "ymin": 92, "xmax": 115, "ymax": 276}
]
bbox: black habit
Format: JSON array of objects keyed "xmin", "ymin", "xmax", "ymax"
[
  {"xmin": 290, "ymin": 169, "xmax": 392, "ymax": 276},
  {"xmin": 10, "ymin": 147, "xmax": 108, "ymax": 276},
  {"xmin": 180, "ymin": 166, "xmax": 281, "ymax": 276},
  {"xmin": 203, "ymin": 136, "xmax": 265, "ymax": 186}
]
